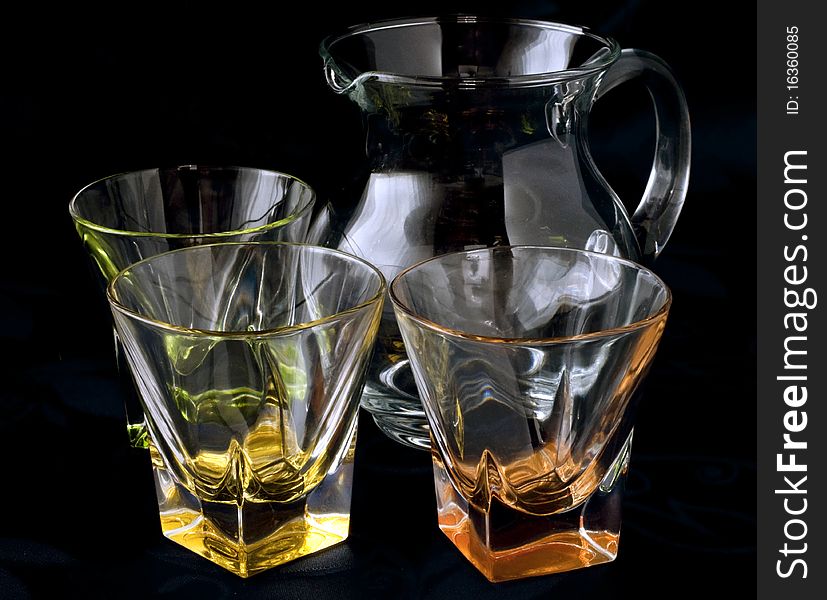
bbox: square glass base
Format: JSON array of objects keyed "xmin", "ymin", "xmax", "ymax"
[
  {"xmin": 148, "ymin": 437, "xmax": 355, "ymax": 578},
  {"xmin": 432, "ymin": 450, "xmax": 626, "ymax": 582}
]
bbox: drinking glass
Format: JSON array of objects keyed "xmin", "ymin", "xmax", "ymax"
[
  {"xmin": 390, "ymin": 246, "xmax": 670, "ymax": 581},
  {"xmin": 107, "ymin": 242, "xmax": 384, "ymax": 577},
  {"xmin": 70, "ymin": 166, "xmax": 316, "ymax": 446}
]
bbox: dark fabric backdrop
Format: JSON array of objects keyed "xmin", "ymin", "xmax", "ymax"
[{"xmin": 0, "ymin": 1, "xmax": 755, "ymax": 598}]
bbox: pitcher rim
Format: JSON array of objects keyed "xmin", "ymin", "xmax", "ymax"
[{"xmin": 320, "ymin": 15, "xmax": 621, "ymax": 92}]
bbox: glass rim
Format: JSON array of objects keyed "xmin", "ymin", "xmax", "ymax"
[
  {"xmin": 320, "ymin": 15, "xmax": 621, "ymax": 92},
  {"xmin": 389, "ymin": 245, "xmax": 672, "ymax": 346},
  {"xmin": 107, "ymin": 241, "xmax": 386, "ymax": 338},
  {"xmin": 68, "ymin": 165, "xmax": 316, "ymax": 239}
]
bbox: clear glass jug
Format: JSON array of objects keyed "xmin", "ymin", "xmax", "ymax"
[{"xmin": 317, "ymin": 16, "xmax": 690, "ymax": 449}]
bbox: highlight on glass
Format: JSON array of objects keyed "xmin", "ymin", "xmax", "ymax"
[
  {"xmin": 320, "ymin": 16, "xmax": 689, "ymax": 451},
  {"xmin": 390, "ymin": 246, "xmax": 671, "ymax": 581},
  {"xmin": 70, "ymin": 166, "xmax": 316, "ymax": 446},
  {"xmin": 107, "ymin": 242, "xmax": 384, "ymax": 577}
]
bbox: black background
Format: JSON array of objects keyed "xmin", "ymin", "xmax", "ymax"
[{"xmin": 0, "ymin": 1, "xmax": 756, "ymax": 598}]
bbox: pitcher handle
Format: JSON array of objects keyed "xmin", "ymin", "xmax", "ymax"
[{"xmin": 594, "ymin": 49, "xmax": 691, "ymax": 261}]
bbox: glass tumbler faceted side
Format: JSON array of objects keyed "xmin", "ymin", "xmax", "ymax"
[
  {"xmin": 108, "ymin": 243, "xmax": 384, "ymax": 577},
  {"xmin": 70, "ymin": 166, "xmax": 316, "ymax": 446},
  {"xmin": 320, "ymin": 16, "xmax": 690, "ymax": 450},
  {"xmin": 390, "ymin": 247, "xmax": 670, "ymax": 581}
]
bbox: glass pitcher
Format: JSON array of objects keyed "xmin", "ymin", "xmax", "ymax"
[{"xmin": 317, "ymin": 16, "xmax": 690, "ymax": 450}]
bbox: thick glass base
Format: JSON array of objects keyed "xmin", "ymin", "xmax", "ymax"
[
  {"xmin": 114, "ymin": 330, "xmax": 151, "ymax": 449},
  {"xmin": 126, "ymin": 421, "xmax": 149, "ymax": 449},
  {"xmin": 431, "ymin": 447, "xmax": 627, "ymax": 582},
  {"xmin": 361, "ymin": 371, "xmax": 431, "ymax": 450},
  {"xmin": 148, "ymin": 439, "xmax": 354, "ymax": 578},
  {"xmin": 361, "ymin": 389, "xmax": 431, "ymax": 451}
]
